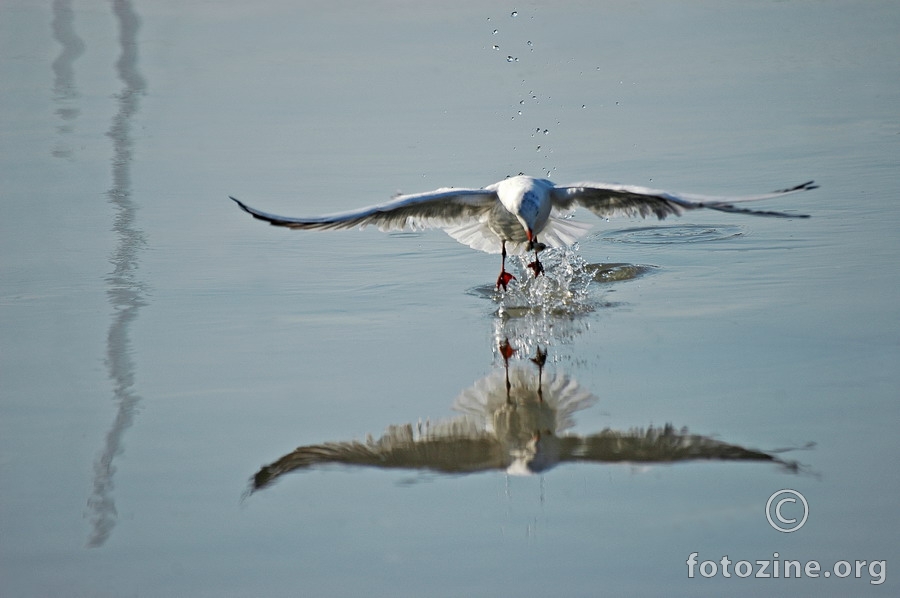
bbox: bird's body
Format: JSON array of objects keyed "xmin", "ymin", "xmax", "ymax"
[{"xmin": 231, "ymin": 175, "xmax": 815, "ymax": 289}]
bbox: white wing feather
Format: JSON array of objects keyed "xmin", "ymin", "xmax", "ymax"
[
  {"xmin": 232, "ymin": 178, "xmax": 814, "ymax": 256},
  {"xmin": 230, "ymin": 187, "xmax": 498, "ymax": 232},
  {"xmin": 552, "ymin": 180, "xmax": 815, "ymax": 219},
  {"xmin": 444, "ymin": 212, "xmax": 592, "ymax": 254}
]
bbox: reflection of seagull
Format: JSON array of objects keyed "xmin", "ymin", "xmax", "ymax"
[
  {"xmin": 249, "ymin": 346, "xmax": 796, "ymax": 492},
  {"xmin": 231, "ymin": 175, "xmax": 815, "ymax": 289}
]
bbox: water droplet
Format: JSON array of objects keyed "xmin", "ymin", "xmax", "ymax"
[
  {"xmin": 517, "ymin": 110, "xmax": 522, "ymax": 115},
  {"xmin": 507, "ymin": 55, "xmax": 518, "ymax": 62},
  {"xmin": 519, "ymin": 99, "xmax": 525, "ymax": 105},
  {"xmin": 493, "ymin": 29, "xmax": 499, "ymax": 35},
  {"xmin": 581, "ymin": 104, "xmax": 586, "ymax": 109},
  {"xmin": 536, "ymin": 145, "xmax": 541, "ymax": 151},
  {"xmin": 492, "ymin": 44, "xmax": 500, "ymax": 50},
  {"xmin": 511, "ymin": 10, "xmax": 518, "ymax": 17},
  {"xmin": 543, "ymin": 129, "xmax": 549, "ymax": 135},
  {"xmin": 527, "ymin": 40, "xmax": 533, "ymax": 46}
]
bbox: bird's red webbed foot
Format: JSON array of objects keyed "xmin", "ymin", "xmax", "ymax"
[
  {"xmin": 526, "ymin": 239, "xmax": 546, "ymax": 277},
  {"xmin": 527, "ymin": 260, "xmax": 544, "ymax": 277},
  {"xmin": 496, "ymin": 270, "xmax": 516, "ymax": 291},
  {"xmin": 499, "ymin": 337, "xmax": 517, "ymax": 362}
]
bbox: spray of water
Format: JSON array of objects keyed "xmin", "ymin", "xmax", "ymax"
[
  {"xmin": 484, "ymin": 245, "xmax": 655, "ymax": 361},
  {"xmin": 496, "ymin": 245, "xmax": 594, "ymax": 316}
]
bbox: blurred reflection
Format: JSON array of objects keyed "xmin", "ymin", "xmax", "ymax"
[
  {"xmin": 86, "ymin": 0, "xmax": 147, "ymax": 548},
  {"xmin": 250, "ymin": 340, "xmax": 798, "ymax": 493},
  {"xmin": 50, "ymin": 0, "xmax": 86, "ymax": 159}
]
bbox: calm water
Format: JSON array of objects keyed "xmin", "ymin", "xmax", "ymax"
[{"xmin": 2, "ymin": 1, "xmax": 899, "ymax": 596}]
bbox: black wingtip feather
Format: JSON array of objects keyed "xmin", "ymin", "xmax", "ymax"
[
  {"xmin": 775, "ymin": 180, "xmax": 818, "ymax": 193},
  {"xmin": 230, "ymin": 196, "xmax": 277, "ymax": 224},
  {"xmin": 229, "ymin": 196, "xmax": 251, "ymax": 213}
]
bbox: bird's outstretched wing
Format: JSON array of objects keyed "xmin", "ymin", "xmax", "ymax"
[
  {"xmin": 557, "ymin": 424, "xmax": 800, "ymax": 471},
  {"xmin": 551, "ymin": 180, "xmax": 816, "ymax": 220},
  {"xmin": 250, "ymin": 420, "xmax": 503, "ymax": 491},
  {"xmin": 230, "ymin": 187, "xmax": 498, "ymax": 232}
]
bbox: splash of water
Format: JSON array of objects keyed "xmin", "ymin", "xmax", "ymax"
[
  {"xmin": 495, "ymin": 244, "xmax": 596, "ymax": 319},
  {"xmin": 484, "ymin": 246, "xmax": 656, "ymax": 359},
  {"xmin": 487, "ymin": 246, "xmax": 596, "ymax": 360}
]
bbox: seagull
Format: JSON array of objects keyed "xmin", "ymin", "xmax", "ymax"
[{"xmin": 230, "ymin": 175, "xmax": 815, "ymax": 290}]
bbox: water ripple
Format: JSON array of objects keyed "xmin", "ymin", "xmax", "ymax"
[{"xmin": 601, "ymin": 224, "xmax": 744, "ymax": 245}]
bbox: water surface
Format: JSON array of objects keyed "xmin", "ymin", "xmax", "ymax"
[{"xmin": 1, "ymin": 1, "xmax": 898, "ymax": 596}]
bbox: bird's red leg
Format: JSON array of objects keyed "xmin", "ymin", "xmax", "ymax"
[
  {"xmin": 530, "ymin": 346, "xmax": 547, "ymax": 402},
  {"xmin": 496, "ymin": 240, "xmax": 516, "ymax": 290},
  {"xmin": 499, "ymin": 337, "xmax": 516, "ymax": 402},
  {"xmin": 527, "ymin": 238, "xmax": 545, "ymax": 277}
]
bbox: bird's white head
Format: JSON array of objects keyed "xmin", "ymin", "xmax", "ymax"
[{"xmin": 497, "ymin": 176, "xmax": 553, "ymax": 241}]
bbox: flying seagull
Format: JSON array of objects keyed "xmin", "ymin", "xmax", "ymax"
[{"xmin": 230, "ymin": 175, "xmax": 815, "ymax": 290}]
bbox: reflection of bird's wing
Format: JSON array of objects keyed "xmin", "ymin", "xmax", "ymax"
[
  {"xmin": 551, "ymin": 181, "xmax": 815, "ymax": 220},
  {"xmin": 251, "ymin": 420, "xmax": 504, "ymax": 491},
  {"xmin": 557, "ymin": 424, "xmax": 795, "ymax": 468},
  {"xmin": 230, "ymin": 187, "xmax": 498, "ymax": 232}
]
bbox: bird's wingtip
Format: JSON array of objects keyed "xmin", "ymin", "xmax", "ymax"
[
  {"xmin": 229, "ymin": 195, "xmax": 252, "ymax": 214},
  {"xmin": 777, "ymin": 180, "xmax": 818, "ymax": 193},
  {"xmin": 780, "ymin": 180, "xmax": 816, "ymax": 218}
]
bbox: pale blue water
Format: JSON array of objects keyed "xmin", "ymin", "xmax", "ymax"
[{"xmin": 2, "ymin": 1, "xmax": 899, "ymax": 596}]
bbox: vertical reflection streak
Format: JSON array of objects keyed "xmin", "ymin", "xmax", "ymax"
[
  {"xmin": 86, "ymin": 0, "xmax": 147, "ymax": 548},
  {"xmin": 51, "ymin": 0, "xmax": 85, "ymax": 158}
]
